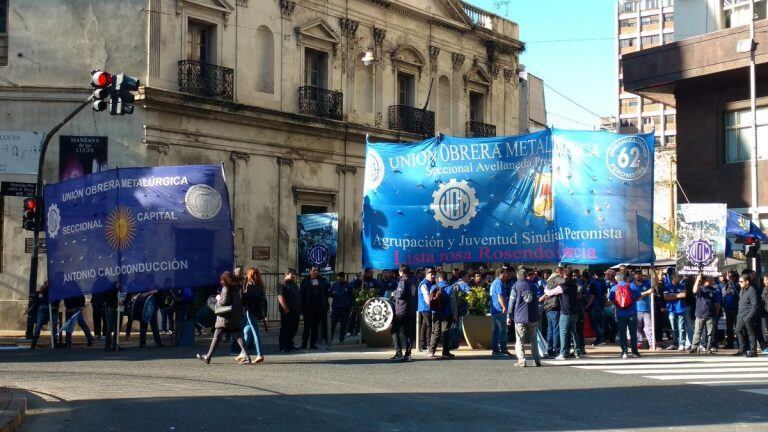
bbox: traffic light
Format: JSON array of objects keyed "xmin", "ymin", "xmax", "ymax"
[
  {"xmin": 22, "ymin": 198, "xmax": 39, "ymax": 231},
  {"xmin": 91, "ymin": 70, "xmax": 112, "ymax": 112},
  {"xmin": 111, "ymin": 73, "xmax": 140, "ymax": 115},
  {"xmin": 745, "ymin": 237, "xmax": 760, "ymax": 258}
]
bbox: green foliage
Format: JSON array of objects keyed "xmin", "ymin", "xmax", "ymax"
[
  {"xmin": 355, "ymin": 287, "xmax": 378, "ymax": 311},
  {"xmin": 466, "ymin": 287, "xmax": 490, "ymax": 316}
]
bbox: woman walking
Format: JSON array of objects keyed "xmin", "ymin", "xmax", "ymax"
[
  {"xmin": 196, "ymin": 271, "xmax": 251, "ymax": 364},
  {"xmin": 238, "ymin": 267, "xmax": 268, "ymax": 364}
]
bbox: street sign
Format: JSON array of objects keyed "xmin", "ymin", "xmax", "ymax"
[
  {"xmin": 251, "ymin": 246, "xmax": 271, "ymax": 261},
  {"xmin": 25, "ymin": 238, "xmax": 46, "ymax": 254},
  {"xmin": 0, "ymin": 181, "xmax": 36, "ymax": 197}
]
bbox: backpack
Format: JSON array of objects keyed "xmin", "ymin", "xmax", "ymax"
[
  {"xmin": 614, "ymin": 283, "xmax": 634, "ymax": 309},
  {"xmin": 428, "ymin": 287, "xmax": 443, "ymax": 310}
]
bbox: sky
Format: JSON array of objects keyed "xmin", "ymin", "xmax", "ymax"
[{"xmin": 468, "ymin": 0, "xmax": 617, "ymax": 130}]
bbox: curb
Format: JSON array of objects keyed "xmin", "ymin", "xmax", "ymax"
[{"xmin": 0, "ymin": 388, "xmax": 27, "ymax": 432}]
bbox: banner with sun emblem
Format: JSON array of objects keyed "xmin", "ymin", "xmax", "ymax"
[
  {"xmin": 362, "ymin": 128, "xmax": 655, "ymax": 268},
  {"xmin": 44, "ymin": 165, "xmax": 234, "ymax": 301}
]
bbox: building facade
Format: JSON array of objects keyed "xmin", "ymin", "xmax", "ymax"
[
  {"xmin": 518, "ymin": 70, "xmax": 547, "ymax": 133},
  {"xmin": 0, "ymin": 0, "xmax": 523, "ymax": 329}
]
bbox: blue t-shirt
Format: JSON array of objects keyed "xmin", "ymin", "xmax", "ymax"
[
  {"xmin": 663, "ymin": 282, "xmax": 685, "ymax": 314},
  {"xmin": 330, "ymin": 281, "xmax": 353, "ymax": 311},
  {"xmin": 695, "ymin": 284, "xmax": 721, "ymax": 319},
  {"xmin": 608, "ymin": 282, "xmax": 641, "ymax": 318},
  {"xmin": 417, "ymin": 279, "xmax": 433, "ymax": 313},
  {"xmin": 632, "ymin": 280, "xmax": 651, "ymax": 313},
  {"xmin": 490, "ymin": 277, "xmax": 508, "ymax": 315}
]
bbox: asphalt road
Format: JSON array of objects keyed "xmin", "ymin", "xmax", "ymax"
[{"xmin": 2, "ymin": 339, "xmax": 768, "ymax": 432}]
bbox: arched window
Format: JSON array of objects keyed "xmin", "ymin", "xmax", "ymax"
[
  {"xmin": 438, "ymin": 75, "xmax": 452, "ymax": 133},
  {"xmin": 255, "ymin": 25, "xmax": 274, "ymax": 93}
]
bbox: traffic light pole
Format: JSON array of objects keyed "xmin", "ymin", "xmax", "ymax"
[{"xmin": 25, "ymin": 94, "xmax": 95, "ymax": 338}]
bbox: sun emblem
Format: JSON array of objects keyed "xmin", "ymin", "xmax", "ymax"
[{"xmin": 105, "ymin": 205, "xmax": 136, "ymax": 251}]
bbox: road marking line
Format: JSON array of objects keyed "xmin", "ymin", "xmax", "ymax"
[
  {"xmin": 576, "ymin": 362, "xmax": 756, "ymax": 370},
  {"xmin": 644, "ymin": 373, "xmax": 768, "ymax": 380},
  {"xmin": 741, "ymin": 388, "xmax": 768, "ymax": 395},
  {"xmin": 546, "ymin": 357, "xmax": 765, "ymax": 366},
  {"xmin": 608, "ymin": 367, "xmax": 768, "ymax": 374},
  {"xmin": 688, "ymin": 380, "xmax": 768, "ymax": 385}
]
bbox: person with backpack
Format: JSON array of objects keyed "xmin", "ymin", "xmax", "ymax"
[
  {"xmin": 608, "ymin": 272, "xmax": 642, "ymax": 358},
  {"xmin": 391, "ymin": 265, "xmax": 417, "ymax": 361},
  {"xmin": 490, "ymin": 267, "xmax": 512, "ymax": 356},
  {"xmin": 428, "ymin": 272, "xmax": 457, "ymax": 359},
  {"xmin": 509, "ymin": 267, "xmax": 542, "ymax": 367},
  {"xmin": 417, "ymin": 268, "xmax": 435, "ymax": 351}
]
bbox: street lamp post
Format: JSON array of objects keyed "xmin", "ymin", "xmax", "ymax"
[{"xmin": 749, "ymin": 0, "xmax": 759, "ymax": 226}]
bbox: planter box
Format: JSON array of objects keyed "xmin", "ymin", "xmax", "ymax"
[
  {"xmin": 462, "ymin": 314, "xmax": 493, "ymax": 350},
  {"xmin": 362, "ymin": 322, "xmax": 392, "ymax": 348}
]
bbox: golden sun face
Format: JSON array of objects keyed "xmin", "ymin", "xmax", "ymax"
[{"xmin": 105, "ymin": 205, "xmax": 136, "ymax": 251}]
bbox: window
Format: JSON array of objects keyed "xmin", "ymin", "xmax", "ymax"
[
  {"xmin": 621, "ymin": 99, "xmax": 638, "ymax": 107},
  {"xmin": 642, "ymin": 97, "xmax": 654, "ymax": 106},
  {"xmin": 397, "ymin": 72, "xmax": 415, "ymax": 107},
  {"xmin": 0, "ymin": 0, "xmax": 7, "ymax": 66},
  {"xmin": 622, "ymin": 1, "xmax": 639, "ymax": 13},
  {"xmin": 620, "ymin": 18, "xmax": 637, "ymax": 29},
  {"xmin": 255, "ymin": 25, "xmax": 274, "ymax": 93},
  {"xmin": 619, "ymin": 38, "xmax": 635, "ymax": 48},
  {"xmin": 620, "ymin": 118, "xmax": 638, "ymax": 128},
  {"xmin": 663, "ymin": 33, "xmax": 674, "ymax": 44},
  {"xmin": 469, "ymin": 92, "xmax": 485, "ymax": 123},
  {"xmin": 641, "ymin": 35, "xmax": 660, "ymax": 46},
  {"xmin": 644, "ymin": 0, "xmax": 660, "ymax": 9},
  {"xmin": 725, "ymin": 106, "xmax": 768, "ymax": 163},
  {"xmin": 654, "ymin": 136, "xmax": 662, "ymax": 147},
  {"xmin": 304, "ymin": 48, "xmax": 328, "ymax": 88},
  {"xmin": 723, "ymin": 0, "xmax": 767, "ymax": 29},
  {"xmin": 641, "ymin": 15, "xmax": 659, "ymax": 26},
  {"xmin": 666, "ymin": 135, "xmax": 676, "ymax": 146},
  {"xmin": 665, "ymin": 114, "xmax": 676, "ymax": 124},
  {"xmin": 301, "ymin": 205, "xmax": 328, "ymax": 215},
  {"xmin": 187, "ymin": 20, "xmax": 214, "ymax": 63},
  {"xmin": 663, "ymin": 12, "xmax": 674, "ymax": 23}
]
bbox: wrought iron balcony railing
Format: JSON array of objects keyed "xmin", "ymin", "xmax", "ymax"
[
  {"xmin": 178, "ymin": 60, "xmax": 234, "ymax": 101},
  {"xmin": 388, "ymin": 105, "xmax": 435, "ymax": 136},
  {"xmin": 466, "ymin": 121, "xmax": 497, "ymax": 138},
  {"xmin": 298, "ymin": 86, "xmax": 343, "ymax": 120}
]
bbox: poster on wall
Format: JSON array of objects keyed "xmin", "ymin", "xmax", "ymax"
[
  {"xmin": 676, "ymin": 203, "xmax": 727, "ymax": 277},
  {"xmin": 0, "ymin": 131, "xmax": 42, "ymax": 178},
  {"xmin": 297, "ymin": 213, "xmax": 338, "ymax": 276},
  {"xmin": 59, "ymin": 136, "xmax": 108, "ymax": 181}
]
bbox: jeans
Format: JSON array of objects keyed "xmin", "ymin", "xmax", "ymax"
[
  {"xmin": 330, "ymin": 308, "xmax": 350, "ymax": 343},
  {"xmin": 514, "ymin": 323, "xmax": 541, "ymax": 362},
  {"xmin": 636, "ymin": 312, "xmax": 652, "ymax": 345},
  {"xmin": 31, "ymin": 305, "xmax": 58, "ymax": 347},
  {"xmin": 668, "ymin": 312, "xmax": 685, "ymax": 347},
  {"xmin": 429, "ymin": 312, "xmax": 452, "ymax": 356},
  {"xmin": 589, "ymin": 308, "xmax": 605, "ymax": 344},
  {"xmin": 161, "ymin": 308, "xmax": 175, "ymax": 333},
  {"xmin": 491, "ymin": 313, "xmax": 508, "ymax": 352},
  {"xmin": 683, "ymin": 306, "xmax": 695, "ymax": 348},
  {"xmin": 391, "ymin": 314, "xmax": 415, "ymax": 355},
  {"xmin": 558, "ymin": 314, "xmax": 581, "ymax": 356},
  {"xmin": 419, "ymin": 312, "xmax": 432, "ymax": 350},
  {"xmin": 139, "ymin": 305, "xmax": 162, "ymax": 347},
  {"xmin": 692, "ymin": 317, "xmax": 715, "ymax": 349},
  {"xmin": 617, "ymin": 313, "xmax": 638, "ymax": 354},
  {"xmin": 545, "ymin": 310, "xmax": 560, "ymax": 355},
  {"xmin": 243, "ymin": 311, "xmax": 263, "ymax": 357},
  {"xmin": 65, "ymin": 310, "xmax": 93, "ymax": 346}
]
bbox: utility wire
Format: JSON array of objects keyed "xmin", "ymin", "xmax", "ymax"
[
  {"xmin": 544, "ymin": 83, "xmax": 605, "ymax": 120},
  {"xmin": 546, "ymin": 111, "xmax": 595, "ymax": 129}
]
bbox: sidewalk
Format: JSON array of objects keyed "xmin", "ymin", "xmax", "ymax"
[{"xmin": 0, "ymin": 387, "xmax": 26, "ymax": 432}]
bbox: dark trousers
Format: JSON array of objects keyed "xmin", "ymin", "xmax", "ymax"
[
  {"xmin": 330, "ymin": 308, "xmax": 350, "ymax": 343},
  {"xmin": 161, "ymin": 308, "xmax": 175, "ymax": 333},
  {"xmin": 419, "ymin": 311, "xmax": 432, "ymax": 350},
  {"xmin": 139, "ymin": 306, "xmax": 162, "ymax": 347},
  {"xmin": 391, "ymin": 313, "xmax": 415, "ymax": 355},
  {"xmin": 737, "ymin": 316, "xmax": 758, "ymax": 353},
  {"xmin": 589, "ymin": 308, "xmax": 605, "ymax": 344},
  {"xmin": 92, "ymin": 304, "xmax": 106, "ymax": 337},
  {"xmin": 301, "ymin": 311, "xmax": 322, "ymax": 347},
  {"xmin": 104, "ymin": 308, "xmax": 118, "ymax": 351},
  {"xmin": 320, "ymin": 308, "xmax": 329, "ymax": 342},
  {"xmin": 724, "ymin": 310, "xmax": 737, "ymax": 347},
  {"xmin": 31, "ymin": 305, "xmax": 57, "ymax": 348},
  {"xmin": 279, "ymin": 311, "xmax": 300, "ymax": 350},
  {"xmin": 576, "ymin": 309, "xmax": 585, "ymax": 348},
  {"xmin": 429, "ymin": 312, "xmax": 452, "ymax": 356}
]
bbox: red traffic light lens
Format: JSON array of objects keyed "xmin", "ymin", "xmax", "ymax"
[
  {"xmin": 91, "ymin": 71, "xmax": 112, "ymax": 87},
  {"xmin": 24, "ymin": 198, "xmax": 37, "ymax": 211},
  {"xmin": 745, "ymin": 237, "xmax": 757, "ymax": 246}
]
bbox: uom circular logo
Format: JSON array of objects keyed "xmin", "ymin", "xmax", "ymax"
[
  {"xmin": 605, "ymin": 136, "xmax": 651, "ymax": 181},
  {"xmin": 307, "ymin": 244, "xmax": 329, "ymax": 266},
  {"xmin": 687, "ymin": 239, "xmax": 715, "ymax": 267},
  {"xmin": 364, "ymin": 148, "xmax": 385, "ymax": 193},
  {"xmin": 430, "ymin": 179, "xmax": 479, "ymax": 229},
  {"xmin": 185, "ymin": 184, "xmax": 222, "ymax": 220}
]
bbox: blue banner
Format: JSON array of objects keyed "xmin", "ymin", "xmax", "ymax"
[
  {"xmin": 362, "ymin": 129, "xmax": 654, "ymax": 268},
  {"xmin": 297, "ymin": 212, "xmax": 338, "ymax": 276},
  {"xmin": 44, "ymin": 165, "xmax": 234, "ymax": 301}
]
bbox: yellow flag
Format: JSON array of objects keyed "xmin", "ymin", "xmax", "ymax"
[{"xmin": 654, "ymin": 223, "xmax": 676, "ymax": 254}]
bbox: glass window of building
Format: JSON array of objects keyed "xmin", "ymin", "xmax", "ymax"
[
  {"xmin": 724, "ymin": 106, "xmax": 768, "ymax": 162},
  {"xmin": 723, "ymin": 0, "xmax": 766, "ymax": 28}
]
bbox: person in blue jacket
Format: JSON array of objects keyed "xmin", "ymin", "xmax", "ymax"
[
  {"xmin": 663, "ymin": 272, "xmax": 687, "ymax": 351},
  {"xmin": 417, "ymin": 268, "xmax": 435, "ymax": 351},
  {"xmin": 608, "ymin": 272, "xmax": 642, "ymax": 359},
  {"xmin": 722, "ymin": 271, "xmax": 740, "ymax": 349},
  {"xmin": 428, "ymin": 271, "xmax": 457, "ymax": 359}
]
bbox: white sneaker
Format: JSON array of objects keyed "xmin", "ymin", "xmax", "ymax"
[
  {"xmin": 554, "ymin": 354, "xmax": 566, "ymax": 360},
  {"xmin": 678, "ymin": 346, "xmax": 686, "ymax": 351},
  {"xmin": 235, "ymin": 352, "xmax": 246, "ymax": 361},
  {"xmin": 622, "ymin": 353, "xmax": 628, "ymax": 359}
]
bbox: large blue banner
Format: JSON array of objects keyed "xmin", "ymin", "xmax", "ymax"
[
  {"xmin": 362, "ymin": 129, "xmax": 654, "ymax": 268},
  {"xmin": 44, "ymin": 165, "xmax": 234, "ymax": 301}
]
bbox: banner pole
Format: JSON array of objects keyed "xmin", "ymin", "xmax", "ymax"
[
  {"xmin": 650, "ymin": 274, "xmax": 656, "ymax": 351},
  {"xmin": 415, "ymin": 311, "xmax": 421, "ymax": 352},
  {"xmin": 49, "ymin": 303, "xmax": 55, "ymax": 349}
]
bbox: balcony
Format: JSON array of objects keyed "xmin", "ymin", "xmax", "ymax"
[
  {"xmin": 298, "ymin": 86, "xmax": 343, "ymax": 121},
  {"xmin": 466, "ymin": 121, "xmax": 497, "ymax": 138},
  {"xmin": 178, "ymin": 60, "xmax": 234, "ymax": 101},
  {"xmin": 388, "ymin": 105, "xmax": 435, "ymax": 136}
]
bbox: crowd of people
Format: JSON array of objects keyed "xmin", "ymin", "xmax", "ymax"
[{"xmin": 26, "ymin": 261, "xmax": 768, "ymax": 365}]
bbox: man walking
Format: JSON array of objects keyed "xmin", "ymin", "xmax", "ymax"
[
  {"xmin": 391, "ymin": 265, "xmax": 417, "ymax": 361},
  {"xmin": 490, "ymin": 267, "xmax": 511, "ymax": 356},
  {"xmin": 735, "ymin": 274, "xmax": 760, "ymax": 357},
  {"xmin": 509, "ymin": 267, "xmax": 541, "ymax": 367},
  {"xmin": 63, "ymin": 293, "xmax": 94, "ymax": 348}
]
